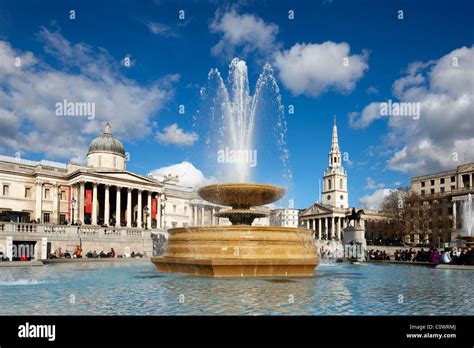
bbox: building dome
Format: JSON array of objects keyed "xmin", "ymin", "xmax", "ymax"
[{"xmin": 87, "ymin": 122, "xmax": 125, "ymax": 157}]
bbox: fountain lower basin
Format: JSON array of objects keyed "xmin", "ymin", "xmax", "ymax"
[{"xmin": 151, "ymin": 183, "xmax": 318, "ymax": 277}]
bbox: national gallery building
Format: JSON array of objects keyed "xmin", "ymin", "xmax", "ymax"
[{"xmin": 0, "ymin": 123, "xmax": 267, "ymax": 259}]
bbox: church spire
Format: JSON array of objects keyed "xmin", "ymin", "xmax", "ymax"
[
  {"xmin": 328, "ymin": 115, "xmax": 341, "ymax": 168},
  {"xmin": 331, "ymin": 115, "xmax": 339, "ymax": 152}
]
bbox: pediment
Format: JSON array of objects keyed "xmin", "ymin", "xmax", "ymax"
[{"xmin": 300, "ymin": 202, "xmax": 333, "ymax": 216}]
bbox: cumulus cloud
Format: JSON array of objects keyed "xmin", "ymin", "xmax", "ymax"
[
  {"xmin": 156, "ymin": 123, "xmax": 198, "ymax": 146},
  {"xmin": 210, "ymin": 11, "xmax": 279, "ymax": 59},
  {"xmin": 148, "ymin": 161, "xmax": 216, "ymax": 188},
  {"xmin": 0, "ymin": 28, "xmax": 177, "ymax": 161},
  {"xmin": 350, "ymin": 46, "xmax": 474, "ymax": 175},
  {"xmin": 359, "ymin": 189, "xmax": 393, "ymax": 210},
  {"xmin": 274, "ymin": 42, "xmax": 369, "ymax": 97}
]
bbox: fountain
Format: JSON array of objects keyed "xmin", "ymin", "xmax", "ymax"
[
  {"xmin": 459, "ymin": 193, "xmax": 474, "ymax": 248},
  {"xmin": 151, "ymin": 183, "xmax": 318, "ymax": 277},
  {"xmin": 151, "ymin": 59, "xmax": 318, "ymax": 277}
]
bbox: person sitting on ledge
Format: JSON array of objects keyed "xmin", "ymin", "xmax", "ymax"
[
  {"xmin": 107, "ymin": 248, "xmax": 116, "ymax": 258},
  {"xmin": 429, "ymin": 248, "xmax": 441, "ymax": 265},
  {"xmin": 74, "ymin": 245, "xmax": 82, "ymax": 258},
  {"xmin": 441, "ymin": 249, "xmax": 452, "ymax": 264},
  {"xmin": 99, "ymin": 250, "xmax": 107, "ymax": 258}
]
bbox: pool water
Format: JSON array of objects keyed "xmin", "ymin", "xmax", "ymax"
[{"xmin": 0, "ymin": 261, "xmax": 472, "ymax": 315}]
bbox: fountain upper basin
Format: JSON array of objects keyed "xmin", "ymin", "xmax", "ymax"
[{"xmin": 198, "ymin": 183, "xmax": 285, "ymax": 208}]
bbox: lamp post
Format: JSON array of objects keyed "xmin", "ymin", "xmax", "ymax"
[
  {"xmin": 71, "ymin": 198, "xmax": 77, "ymax": 225},
  {"xmin": 144, "ymin": 205, "xmax": 149, "ymax": 230}
]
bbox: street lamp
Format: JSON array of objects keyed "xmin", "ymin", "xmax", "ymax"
[
  {"xmin": 144, "ymin": 205, "xmax": 149, "ymax": 230},
  {"xmin": 71, "ymin": 198, "xmax": 77, "ymax": 225}
]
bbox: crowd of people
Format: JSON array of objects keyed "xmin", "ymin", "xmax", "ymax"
[
  {"xmin": 368, "ymin": 249, "xmax": 390, "ymax": 261},
  {"xmin": 47, "ymin": 246, "xmax": 143, "ymax": 259},
  {"xmin": 394, "ymin": 247, "xmax": 474, "ymax": 265}
]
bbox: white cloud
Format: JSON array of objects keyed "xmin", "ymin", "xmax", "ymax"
[
  {"xmin": 274, "ymin": 42, "xmax": 369, "ymax": 97},
  {"xmin": 210, "ymin": 11, "xmax": 279, "ymax": 59},
  {"xmin": 359, "ymin": 189, "xmax": 393, "ymax": 210},
  {"xmin": 365, "ymin": 177, "xmax": 385, "ymax": 190},
  {"xmin": 348, "ymin": 102, "xmax": 383, "ymax": 129},
  {"xmin": 155, "ymin": 123, "xmax": 198, "ymax": 146},
  {"xmin": 146, "ymin": 22, "xmax": 177, "ymax": 37},
  {"xmin": 366, "ymin": 86, "xmax": 379, "ymax": 95},
  {"xmin": 148, "ymin": 161, "xmax": 216, "ymax": 188},
  {"xmin": 349, "ymin": 46, "xmax": 474, "ymax": 175},
  {"xmin": 0, "ymin": 28, "xmax": 177, "ymax": 161}
]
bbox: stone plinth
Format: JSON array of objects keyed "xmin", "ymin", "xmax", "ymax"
[{"xmin": 342, "ymin": 225, "xmax": 367, "ymax": 262}]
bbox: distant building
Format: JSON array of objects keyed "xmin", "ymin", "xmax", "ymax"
[
  {"xmin": 270, "ymin": 208, "xmax": 299, "ymax": 228},
  {"xmin": 410, "ymin": 162, "xmax": 474, "ymax": 245}
]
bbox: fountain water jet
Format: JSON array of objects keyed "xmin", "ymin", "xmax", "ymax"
[{"xmin": 151, "ymin": 59, "xmax": 317, "ymax": 277}]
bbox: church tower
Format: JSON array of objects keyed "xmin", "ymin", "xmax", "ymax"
[{"xmin": 322, "ymin": 116, "xmax": 348, "ymax": 208}]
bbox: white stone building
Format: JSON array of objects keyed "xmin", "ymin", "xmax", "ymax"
[
  {"xmin": 0, "ymin": 123, "xmax": 272, "ymax": 259},
  {"xmin": 269, "ymin": 208, "xmax": 299, "ymax": 228}
]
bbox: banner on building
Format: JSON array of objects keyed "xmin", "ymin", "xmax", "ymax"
[
  {"xmin": 152, "ymin": 198, "xmax": 157, "ymax": 219},
  {"xmin": 85, "ymin": 189, "xmax": 92, "ymax": 214}
]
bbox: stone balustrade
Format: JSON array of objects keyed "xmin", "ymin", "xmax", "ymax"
[{"xmin": 0, "ymin": 222, "xmax": 152, "ymax": 238}]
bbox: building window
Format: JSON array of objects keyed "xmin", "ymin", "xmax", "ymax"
[
  {"xmin": 60, "ymin": 190, "xmax": 66, "ymax": 200},
  {"xmin": 43, "ymin": 212, "xmax": 50, "ymax": 223},
  {"xmin": 430, "ymin": 188, "xmax": 435, "ymax": 194},
  {"xmin": 451, "ymin": 185, "xmax": 455, "ymax": 191},
  {"xmin": 184, "ymin": 206, "xmax": 187, "ymax": 214},
  {"xmin": 340, "ymin": 179, "xmax": 343, "ymax": 189},
  {"xmin": 451, "ymin": 176, "xmax": 455, "ymax": 182},
  {"xmin": 340, "ymin": 195, "xmax": 344, "ymax": 200},
  {"xmin": 173, "ymin": 205, "xmax": 177, "ymax": 214},
  {"xmin": 2, "ymin": 185, "xmax": 9, "ymax": 196},
  {"xmin": 327, "ymin": 195, "xmax": 331, "ymax": 201},
  {"xmin": 430, "ymin": 180, "xmax": 435, "ymax": 186},
  {"xmin": 44, "ymin": 188, "xmax": 50, "ymax": 200},
  {"xmin": 328, "ymin": 179, "xmax": 332, "ymax": 190},
  {"xmin": 59, "ymin": 214, "xmax": 66, "ymax": 224},
  {"xmin": 421, "ymin": 190, "xmax": 425, "ymax": 196},
  {"xmin": 421, "ymin": 181, "xmax": 425, "ymax": 187},
  {"xmin": 25, "ymin": 187, "xmax": 31, "ymax": 198},
  {"xmin": 440, "ymin": 178, "xmax": 445, "ymax": 184},
  {"xmin": 172, "ymin": 221, "xmax": 177, "ymax": 228},
  {"xmin": 440, "ymin": 187, "xmax": 445, "ymax": 193}
]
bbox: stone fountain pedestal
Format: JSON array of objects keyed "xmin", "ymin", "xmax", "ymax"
[
  {"xmin": 151, "ymin": 183, "xmax": 318, "ymax": 277},
  {"xmin": 342, "ymin": 225, "xmax": 367, "ymax": 262}
]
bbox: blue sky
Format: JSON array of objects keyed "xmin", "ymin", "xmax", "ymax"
[{"xmin": 0, "ymin": 0, "xmax": 473, "ymax": 209}]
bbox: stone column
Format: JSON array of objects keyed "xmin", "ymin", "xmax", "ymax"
[
  {"xmin": 147, "ymin": 192, "xmax": 152, "ymax": 229},
  {"xmin": 79, "ymin": 181, "xmax": 85, "ymax": 224},
  {"xmin": 330, "ymin": 216, "xmax": 334, "ymax": 240},
  {"xmin": 452, "ymin": 201, "xmax": 457, "ymax": 229},
  {"xmin": 336, "ymin": 217, "xmax": 341, "ymax": 240},
  {"xmin": 52, "ymin": 184, "xmax": 59, "ymax": 224},
  {"xmin": 115, "ymin": 186, "xmax": 121, "ymax": 227},
  {"xmin": 73, "ymin": 184, "xmax": 79, "ymax": 223},
  {"xmin": 201, "ymin": 206, "xmax": 205, "ymax": 225},
  {"xmin": 34, "ymin": 181, "xmax": 43, "ymax": 222},
  {"xmin": 92, "ymin": 182, "xmax": 98, "ymax": 225},
  {"xmin": 157, "ymin": 194, "xmax": 162, "ymax": 229},
  {"xmin": 306, "ymin": 220, "xmax": 310, "ymax": 229},
  {"xmin": 318, "ymin": 218, "xmax": 322, "ymax": 239},
  {"xmin": 193, "ymin": 206, "xmax": 197, "ymax": 226},
  {"xmin": 126, "ymin": 188, "xmax": 132, "ymax": 227},
  {"xmin": 104, "ymin": 184, "xmax": 110, "ymax": 226},
  {"xmin": 137, "ymin": 189, "xmax": 143, "ymax": 228}
]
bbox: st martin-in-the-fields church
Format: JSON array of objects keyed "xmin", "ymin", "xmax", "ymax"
[{"xmin": 300, "ymin": 116, "xmax": 350, "ymax": 240}]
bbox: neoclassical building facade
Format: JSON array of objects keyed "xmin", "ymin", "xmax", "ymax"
[
  {"xmin": 300, "ymin": 117, "xmax": 350, "ymax": 240},
  {"xmin": 0, "ymin": 123, "xmax": 269, "ymax": 259}
]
